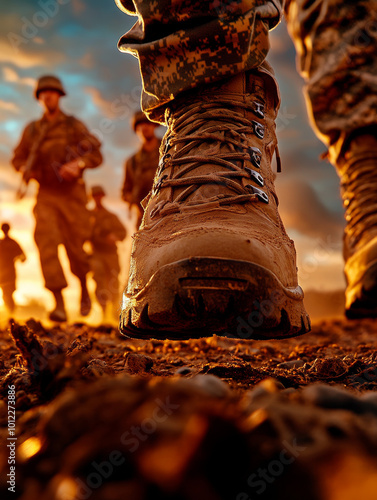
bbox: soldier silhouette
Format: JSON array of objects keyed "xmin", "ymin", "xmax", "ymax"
[
  {"xmin": 12, "ymin": 75, "xmax": 103, "ymax": 322},
  {"xmin": 121, "ymin": 111, "xmax": 161, "ymax": 228},
  {"xmin": 89, "ymin": 185, "xmax": 127, "ymax": 322},
  {"xmin": 0, "ymin": 223, "xmax": 26, "ymax": 314}
]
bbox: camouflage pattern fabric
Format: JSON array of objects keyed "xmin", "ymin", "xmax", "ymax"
[
  {"xmin": 117, "ymin": 0, "xmax": 283, "ymax": 122},
  {"xmin": 12, "ymin": 111, "xmax": 102, "ymax": 292},
  {"xmin": 285, "ymin": 0, "xmax": 377, "ymax": 162},
  {"xmin": 12, "ymin": 111, "xmax": 102, "ymax": 191},
  {"xmin": 33, "ymin": 183, "xmax": 91, "ymax": 291},
  {"xmin": 90, "ymin": 251, "xmax": 121, "ymax": 309},
  {"xmin": 0, "ymin": 236, "xmax": 25, "ymax": 312},
  {"xmin": 117, "ymin": 0, "xmax": 377, "ymax": 159},
  {"xmin": 122, "ymin": 139, "xmax": 161, "ymax": 207},
  {"xmin": 89, "ymin": 207, "xmax": 126, "ymax": 308}
]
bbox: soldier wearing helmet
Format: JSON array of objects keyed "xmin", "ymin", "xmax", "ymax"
[
  {"xmin": 0, "ymin": 223, "xmax": 26, "ymax": 315},
  {"xmin": 121, "ymin": 110, "xmax": 161, "ymax": 228},
  {"xmin": 88, "ymin": 185, "xmax": 127, "ymax": 322},
  {"xmin": 12, "ymin": 75, "xmax": 103, "ymax": 322}
]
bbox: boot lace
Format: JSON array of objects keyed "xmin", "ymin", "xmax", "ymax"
[{"xmin": 149, "ymin": 94, "xmax": 277, "ymax": 219}]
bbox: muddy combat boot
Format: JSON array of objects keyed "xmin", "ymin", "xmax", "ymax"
[
  {"xmin": 334, "ymin": 130, "xmax": 377, "ymax": 318},
  {"xmin": 120, "ymin": 70, "xmax": 310, "ymax": 340}
]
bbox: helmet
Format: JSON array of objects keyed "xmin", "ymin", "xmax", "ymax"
[
  {"xmin": 1, "ymin": 222, "xmax": 10, "ymax": 235},
  {"xmin": 91, "ymin": 185, "xmax": 106, "ymax": 197},
  {"xmin": 131, "ymin": 110, "xmax": 158, "ymax": 132},
  {"xmin": 35, "ymin": 75, "xmax": 66, "ymax": 99}
]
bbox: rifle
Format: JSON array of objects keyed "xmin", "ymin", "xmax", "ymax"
[{"xmin": 16, "ymin": 120, "xmax": 50, "ymax": 200}]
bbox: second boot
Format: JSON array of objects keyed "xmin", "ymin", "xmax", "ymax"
[{"xmin": 332, "ymin": 129, "xmax": 377, "ymax": 318}]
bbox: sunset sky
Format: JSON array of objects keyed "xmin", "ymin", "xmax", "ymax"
[{"xmin": 0, "ymin": 0, "xmax": 346, "ymax": 322}]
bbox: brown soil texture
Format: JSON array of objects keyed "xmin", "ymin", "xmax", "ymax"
[{"xmin": 1, "ymin": 317, "xmax": 377, "ymax": 499}]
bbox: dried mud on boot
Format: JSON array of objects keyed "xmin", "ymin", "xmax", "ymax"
[{"xmin": 120, "ymin": 257, "xmax": 310, "ymax": 341}]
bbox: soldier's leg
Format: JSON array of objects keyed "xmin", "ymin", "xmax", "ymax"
[
  {"xmin": 90, "ymin": 254, "xmax": 108, "ymax": 311},
  {"xmin": 115, "ymin": 0, "xmax": 310, "ymax": 340},
  {"xmin": 2, "ymin": 284, "xmax": 15, "ymax": 313},
  {"xmin": 59, "ymin": 185, "xmax": 92, "ymax": 317},
  {"xmin": 117, "ymin": 0, "xmax": 284, "ymax": 121},
  {"xmin": 96, "ymin": 253, "xmax": 121, "ymax": 322},
  {"xmin": 34, "ymin": 196, "xmax": 68, "ymax": 322},
  {"xmin": 34, "ymin": 198, "xmax": 67, "ymax": 291},
  {"xmin": 285, "ymin": 0, "xmax": 377, "ymax": 317}
]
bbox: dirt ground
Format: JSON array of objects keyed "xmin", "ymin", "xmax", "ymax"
[{"xmin": 1, "ymin": 316, "xmax": 377, "ymax": 499}]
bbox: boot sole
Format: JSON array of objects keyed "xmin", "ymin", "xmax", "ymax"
[
  {"xmin": 49, "ymin": 311, "xmax": 67, "ymax": 322},
  {"xmin": 120, "ymin": 257, "xmax": 310, "ymax": 340}
]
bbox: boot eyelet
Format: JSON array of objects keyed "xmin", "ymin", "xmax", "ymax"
[
  {"xmin": 245, "ymin": 167, "xmax": 264, "ymax": 187},
  {"xmin": 246, "ymin": 184, "xmax": 269, "ymax": 203},
  {"xmin": 158, "ymin": 153, "xmax": 171, "ymax": 167},
  {"xmin": 157, "ymin": 154, "xmax": 171, "ymax": 177},
  {"xmin": 153, "ymin": 174, "xmax": 168, "ymax": 195},
  {"xmin": 252, "ymin": 121, "xmax": 265, "ymax": 139},
  {"xmin": 248, "ymin": 147, "xmax": 262, "ymax": 168},
  {"xmin": 253, "ymin": 101, "xmax": 265, "ymax": 119},
  {"xmin": 163, "ymin": 139, "xmax": 171, "ymax": 154}
]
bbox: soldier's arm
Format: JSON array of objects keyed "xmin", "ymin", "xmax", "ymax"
[
  {"xmin": 59, "ymin": 118, "xmax": 103, "ymax": 181},
  {"xmin": 17, "ymin": 248, "xmax": 27, "ymax": 263},
  {"xmin": 11, "ymin": 240, "xmax": 26, "ymax": 263},
  {"xmin": 71, "ymin": 117, "xmax": 103, "ymax": 169},
  {"xmin": 11, "ymin": 123, "xmax": 33, "ymax": 172}
]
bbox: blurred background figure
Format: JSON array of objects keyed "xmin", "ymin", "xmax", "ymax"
[
  {"xmin": 89, "ymin": 185, "xmax": 127, "ymax": 323},
  {"xmin": 121, "ymin": 110, "xmax": 161, "ymax": 228},
  {"xmin": 11, "ymin": 75, "xmax": 103, "ymax": 323},
  {"xmin": 0, "ymin": 222, "xmax": 26, "ymax": 315}
]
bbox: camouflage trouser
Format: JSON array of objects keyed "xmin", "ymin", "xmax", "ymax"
[
  {"xmin": 1, "ymin": 283, "xmax": 15, "ymax": 312},
  {"xmin": 117, "ymin": 0, "xmax": 377, "ymax": 159},
  {"xmin": 118, "ymin": 0, "xmax": 283, "ymax": 120},
  {"xmin": 90, "ymin": 251, "xmax": 121, "ymax": 308},
  {"xmin": 34, "ymin": 183, "xmax": 91, "ymax": 291},
  {"xmin": 285, "ymin": 0, "xmax": 377, "ymax": 162}
]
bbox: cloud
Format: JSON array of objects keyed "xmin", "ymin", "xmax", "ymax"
[
  {"xmin": 2, "ymin": 66, "xmax": 35, "ymax": 87},
  {"xmin": 78, "ymin": 52, "xmax": 95, "ymax": 69},
  {"xmin": 0, "ymin": 41, "xmax": 46, "ymax": 67},
  {"xmin": 277, "ymin": 178, "xmax": 344, "ymax": 243},
  {"xmin": 0, "ymin": 100, "xmax": 20, "ymax": 113},
  {"xmin": 33, "ymin": 36, "xmax": 45, "ymax": 45},
  {"xmin": 0, "ymin": 161, "xmax": 22, "ymax": 192},
  {"xmin": 0, "ymin": 39, "xmax": 66, "ymax": 68},
  {"xmin": 85, "ymin": 86, "xmax": 117, "ymax": 119}
]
